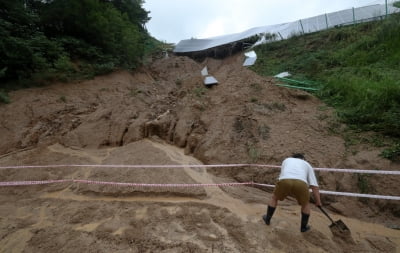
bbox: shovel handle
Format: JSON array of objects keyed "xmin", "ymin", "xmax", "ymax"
[{"xmin": 318, "ymin": 206, "xmax": 335, "ymax": 224}]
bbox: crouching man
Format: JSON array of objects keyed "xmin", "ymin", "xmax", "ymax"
[{"xmin": 262, "ymin": 153, "xmax": 322, "ymax": 232}]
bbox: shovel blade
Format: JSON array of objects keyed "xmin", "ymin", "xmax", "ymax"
[
  {"xmin": 329, "ymin": 220, "xmax": 350, "ymax": 231},
  {"xmin": 329, "ymin": 220, "xmax": 354, "ymax": 244}
]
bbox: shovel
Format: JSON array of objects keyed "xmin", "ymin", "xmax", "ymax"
[{"xmin": 318, "ymin": 206, "xmax": 352, "ymax": 239}]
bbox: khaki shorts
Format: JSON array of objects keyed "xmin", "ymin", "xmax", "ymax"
[{"xmin": 274, "ymin": 179, "xmax": 310, "ymax": 205}]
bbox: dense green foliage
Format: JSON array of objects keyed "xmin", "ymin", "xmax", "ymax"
[
  {"xmin": 380, "ymin": 143, "xmax": 400, "ymax": 161},
  {"xmin": 0, "ymin": 68, "xmax": 9, "ymax": 103},
  {"xmin": 0, "ymin": 0, "xmax": 156, "ymax": 88},
  {"xmin": 252, "ymin": 14, "xmax": 400, "ymax": 142}
]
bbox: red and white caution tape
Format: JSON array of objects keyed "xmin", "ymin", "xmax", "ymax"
[
  {"xmin": 0, "ymin": 180, "xmax": 399, "ymax": 200},
  {"xmin": 254, "ymin": 183, "xmax": 400, "ymax": 200},
  {"xmin": 319, "ymin": 190, "xmax": 400, "ymax": 200},
  {"xmin": 0, "ymin": 179, "xmax": 253, "ymax": 188},
  {"xmin": 73, "ymin": 180, "xmax": 253, "ymax": 188},
  {"xmin": 0, "ymin": 164, "xmax": 399, "ymax": 175},
  {"xmin": 0, "ymin": 179, "xmax": 70, "ymax": 186},
  {"xmin": 0, "ymin": 164, "xmax": 269, "ymax": 169},
  {"xmin": 314, "ymin": 167, "xmax": 400, "ymax": 175}
]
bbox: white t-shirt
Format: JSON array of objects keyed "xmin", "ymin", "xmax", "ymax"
[{"xmin": 278, "ymin": 157, "xmax": 319, "ymax": 187}]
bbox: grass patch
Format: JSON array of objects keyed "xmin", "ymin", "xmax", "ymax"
[
  {"xmin": 0, "ymin": 91, "xmax": 10, "ymax": 104},
  {"xmin": 250, "ymin": 82, "xmax": 263, "ymax": 91},
  {"xmin": 193, "ymin": 87, "xmax": 207, "ymax": 98},
  {"xmin": 269, "ymin": 102, "xmax": 286, "ymax": 111},
  {"xmin": 129, "ymin": 88, "xmax": 142, "ymax": 97},
  {"xmin": 252, "ymin": 14, "xmax": 400, "ymax": 150},
  {"xmin": 357, "ymin": 174, "xmax": 374, "ymax": 194},
  {"xmin": 250, "ymin": 97, "xmax": 258, "ymax": 103},
  {"xmin": 175, "ymin": 79, "xmax": 182, "ymax": 86},
  {"xmin": 247, "ymin": 144, "xmax": 261, "ymax": 162},
  {"xmin": 258, "ymin": 125, "xmax": 270, "ymax": 140},
  {"xmin": 380, "ymin": 143, "xmax": 400, "ymax": 161},
  {"xmin": 59, "ymin": 95, "xmax": 67, "ymax": 103},
  {"xmin": 233, "ymin": 117, "xmax": 244, "ymax": 133}
]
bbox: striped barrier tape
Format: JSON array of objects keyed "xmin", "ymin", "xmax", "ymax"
[
  {"xmin": 0, "ymin": 179, "xmax": 70, "ymax": 186},
  {"xmin": 0, "ymin": 164, "xmax": 279, "ymax": 169},
  {"xmin": 73, "ymin": 180, "xmax": 253, "ymax": 188},
  {"xmin": 254, "ymin": 183, "xmax": 400, "ymax": 201},
  {"xmin": 319, "ymin": 190, "xmax": 400, "ymax": 201},
  {"xmin": 0, "ymin": 179, "xmax": 253, "ymax": 188},
  {"xmin": 0, "ymin": 179, "xmax": 399, "ymax": 200},
  {"xmin": 0, "ymin": 164, "xmax": 399, "ymax": 175},
  {"xmin": 314, "ymin": 167, "xmax": 400, "ymax": 175}
]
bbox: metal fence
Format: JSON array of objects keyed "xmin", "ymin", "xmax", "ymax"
[{"xmin": 174, "ymin": 2, "xmax": 400, "ymax": 53}]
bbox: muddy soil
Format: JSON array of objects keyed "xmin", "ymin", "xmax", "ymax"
[{"xmin": 0, "ymin": 54, "xmax": 399, "ymax": 252}]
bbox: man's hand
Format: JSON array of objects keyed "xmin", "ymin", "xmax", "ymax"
[{"xmin": 310, "ymin": 186, "xmax": 322, "ymax": 208}]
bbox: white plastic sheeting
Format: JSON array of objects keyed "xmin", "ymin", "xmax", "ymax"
[
  {"xmin": 204, "ymin": 76, "xmax": 218, "ymax": 86},
  {"xmin": 275, "ymin": 72, "xmax": 291, "ymax": 78},
  {"xmin": 174, "ymin": 3, "xmax": 399, "ymax": 53},
  {"xmin": 201, "ymin": 66, "xmax": 208, "ymax": 76},
  {"xmin": 201, "ymin": 66, "xmax": 218, "ymax": 86},
  {"xmin": 243, "ymin": 51, "xmax": 257, "ymax": 66}
]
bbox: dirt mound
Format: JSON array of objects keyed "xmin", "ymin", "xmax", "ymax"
[{"xmin": 0, "ymin": 54, "xmax": 399, "ymax": 252}]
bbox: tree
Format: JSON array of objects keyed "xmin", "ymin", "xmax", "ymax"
[
  {"xmin": 0, "ymin": 0, "xmax": 152, "ymax": 85},
  {"xmin": 38, "ymin": 0, "xmax": 146, "ymax": 66},
  {"xmin": 0, "ymin": 0, "xmax": 62, "ymax": 82},
  {"xmin": 105, "ymin": 0, "xmax": 150, "ymax": 30}
]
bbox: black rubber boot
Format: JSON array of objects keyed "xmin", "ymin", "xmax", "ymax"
[
  {"xmin": 300, "ymin": 212, "xmax": 310, "ymax": 232},
  {"xmin": 262, "ymin": 206, "xmax": 276, "ymax": 225}
]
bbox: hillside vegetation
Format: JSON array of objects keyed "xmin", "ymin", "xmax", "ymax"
[
  {"xmin": 0, "ymin": 0, "xmax": 162, "ymax": 90},
  {"xmin": 252, "ymin": 14, "xmax": 400, "ymax": 160}
]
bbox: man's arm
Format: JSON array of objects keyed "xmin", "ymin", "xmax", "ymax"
[{"xmin": 310, "ymin": 186, "xmax": 322, "ymax": 206}]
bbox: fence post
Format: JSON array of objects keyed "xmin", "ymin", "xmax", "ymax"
[
  {"xmin": 278, "ymin": 32, "xmax": 284, "ymax": 40},
  {"xmin": 325, "ymin": 13, "xmax": 329, "ymax": 29},
  {"xmin": 299, "ymin": 19, "xmax": 305, "ymax": 34},
  {"xmin": 352, "ymin": 7, "xmax": 356, "ymax": 25},
  {"xmin": 386, "ymin": 0, "xmax": 388, "ymax": 18}
]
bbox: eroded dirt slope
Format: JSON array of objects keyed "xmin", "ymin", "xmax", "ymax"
[{"xmin": 0, "ymin": 54, "xmax": 399, "ymax": 252}]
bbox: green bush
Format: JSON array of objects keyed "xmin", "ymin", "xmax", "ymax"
[
  {"xmin": 94, "ymin": 62, "xmax": 115, "ymax": 75},
  {"xmin": 54, "ymin": 55, "xmax": 74, "ymax": 73},
  {"xmin": 357, "ymin": 174, "xmax": 373, "ymax": 194},
  {"xmin": 56, "ymin": 36, "xmax": 104, "ymax": 62},
  {"xmin": 0, "ymin": 67, "xmax": 5, "ymax": 77},
  {"xmin": 0, "ymin": 90, "xmax": 10, "ymax": 104},
  {"xmin": 380, "ymin": 143, "xmax": 400, "ymax": 161}
]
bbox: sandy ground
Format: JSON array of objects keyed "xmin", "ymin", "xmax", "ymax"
[
  {"xmin": 0, "ymin": 140, "xmax": 399, "ymax": 252},
  {"xmin": 0, "ymin": 54, "xmax": 399, "ymax": 252}
]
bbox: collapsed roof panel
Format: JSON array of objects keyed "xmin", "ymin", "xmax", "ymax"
[{"xmin": 174, "ymin": 25, "xmax": 281, "ymax": 53}]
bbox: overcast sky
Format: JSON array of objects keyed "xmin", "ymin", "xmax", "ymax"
[{"xmin": 143, "ymin": 0, "xmax": 389, "ymax": 43}]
